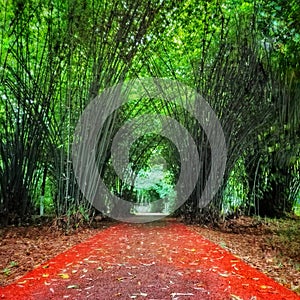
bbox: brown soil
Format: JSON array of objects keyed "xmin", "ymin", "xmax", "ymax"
[{"xmin": 0, "ymin": 216, "xmax": 299, "ymax": 296}]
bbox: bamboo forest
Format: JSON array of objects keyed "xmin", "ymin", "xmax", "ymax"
[{"xmin": 0, "ymin": 0, "xmax": 299, "ymax": 225}]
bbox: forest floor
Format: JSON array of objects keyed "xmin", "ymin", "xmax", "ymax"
[{"xmin": 0, "ymin": 216, "xmax": 299, "ymax": 299}]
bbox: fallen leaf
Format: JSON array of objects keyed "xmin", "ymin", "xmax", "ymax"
[
  {"xmin": 184, "ymin": 248, "xmax": 196, "ymax": 252},
  {"xmin": 171, "ymin": 292, "xmax": 194, "ymax": 298},
  {"xmin": 260, "ymin": 285, "xmax": 272, "ymax": 289},
  {"xmin": 58, "ymin": 273, "xmax": 69, "ymax": 279},
  {"xmin": 219, "ymin": 272, "xmax": 230, "ymax": 277},
  {"xmin": 67, "ymin": 284, "xmax": 80, "ymax": 289},
  {"xmin": 194, "ymin": 282, "xmax": 205, "ymax": 288}
]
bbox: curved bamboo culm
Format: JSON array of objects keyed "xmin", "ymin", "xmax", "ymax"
[{"xmin": 0, "ymin": 0, "xmax": 179, "ymax": 226}]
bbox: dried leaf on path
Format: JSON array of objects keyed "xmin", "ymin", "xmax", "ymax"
[
  {"xmin": 58, "ymin": 273, "xmax": 69, "ymax": 279},
  {"xmin": 67, "ymin": 284, "xmax": 80, "ymax": 289}
]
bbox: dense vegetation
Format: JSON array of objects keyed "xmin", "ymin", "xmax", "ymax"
[{"xmin": 0, "ymin": 0, "xmax": 299, "ymax": 227}]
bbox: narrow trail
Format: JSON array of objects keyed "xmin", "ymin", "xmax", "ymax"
[{"xmin": 1, "ymin": 220, "xmax": 299, "ymax": 299}]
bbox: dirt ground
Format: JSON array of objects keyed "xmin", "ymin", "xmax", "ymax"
[{"xmin": 0, "ymin": 216, "xmax": 299, "ymax": 296}]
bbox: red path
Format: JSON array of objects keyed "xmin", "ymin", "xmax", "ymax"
[{"xmin": 1, "ymin": 220, "xmax": 299, "ymax": 299}]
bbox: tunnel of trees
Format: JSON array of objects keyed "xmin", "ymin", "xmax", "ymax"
[{"xmin": 0, "ymin": 0, "xmax": 299, "ymax": 227}]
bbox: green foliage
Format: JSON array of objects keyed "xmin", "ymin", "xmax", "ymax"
[
  {"xmin": 32, "ymin": 176, "xmax": 55, "ymax": 215},
  {"xmin": 256, "ymin": 0, "xmax": 300, "ymax": 69},
  {"xmin": 133, "ymin": 163, "xmax": 176, "ymax": 213},
  {"xmin": 2, "ymin": 261, "xmax": 18, "ymax": 277},
  {"xmin": 0, "ymin": 0, "xmax": 177, "ymax": 225},
  {"xmin": 222, "ymin": 158, "xmax": 249, "ymax": 215},
  {"xmin": 2, "ymin": 268, "xmax": 10, "ymax": 277},
  {"xmin": 1, "ymin": 0, "xmax": 299, "ymax": 225}
]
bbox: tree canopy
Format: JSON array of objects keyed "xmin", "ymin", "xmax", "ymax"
[{"xmin": 0, "ymin": 0, "xmax": 299, "ymax": 226}]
